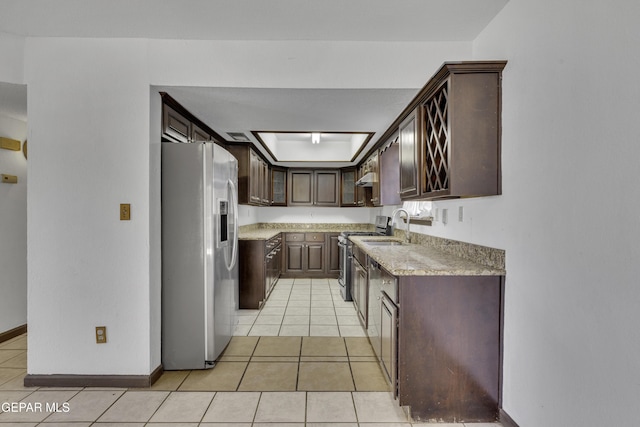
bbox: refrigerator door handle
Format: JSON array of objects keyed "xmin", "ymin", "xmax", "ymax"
[{"xmin": 227, "ymin": 178, "xmax": 239, "ymax": 271}]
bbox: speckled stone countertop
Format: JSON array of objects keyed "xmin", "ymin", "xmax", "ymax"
[
  {"xmin": 349, "ymin": 235, "xmax": 505, "ymax": 276},
  {"xmin": 238, "ymin": 223, "xmax": 374, "ymax": 240}
]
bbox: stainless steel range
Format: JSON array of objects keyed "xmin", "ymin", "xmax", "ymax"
[{"xmin": 337, "ymin": 215, "xmax": 391, "ymax": 301}]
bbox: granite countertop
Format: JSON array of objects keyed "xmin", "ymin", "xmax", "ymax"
[{"xmin": 349, "ymin": 235, "xmax": 505, "ymax": 277}]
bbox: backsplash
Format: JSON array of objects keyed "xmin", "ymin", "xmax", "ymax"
[
  {"xmin": 393, "ymin": 229, "xmax": 505, "ymax": 271},
  {"xmin": 239, "ymin": 222, "xmax": 374, "ymax": 232}
]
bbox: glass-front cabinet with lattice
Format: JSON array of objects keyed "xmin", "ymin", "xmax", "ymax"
[{"xmin": 419, "ymin": 61, "xmax": 506, "ymax": 200}]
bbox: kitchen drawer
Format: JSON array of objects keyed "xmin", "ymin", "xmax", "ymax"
[
  {"xmin": 305, "ymin": 232, "xmax": 325, "ymax": 242},
  {"xmin": 380, "ymin": 268, "xmax": 398, "ymax": 304},
  {"xmin": 286, "ymin": 233, "xmax": 305, "ymax": 242}
]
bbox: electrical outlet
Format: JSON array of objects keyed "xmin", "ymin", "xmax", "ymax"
[
  {"xmin": 458, "ymin": 206, "xmax": 464, "ymax": 222},
  {"xmin": 120, "ymin": 204, "xmax": 130, "ymax": 221},
  {"xmin": 442, "ymin": 208, "xmax": 448, "ymax": 225},
  {"xmin": 95, "ymin": 326, "xmax": 107, "ymax": 344}
]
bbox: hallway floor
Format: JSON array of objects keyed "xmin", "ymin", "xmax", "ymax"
[{"xmin": 0, "ymin": 278, "xmax": 504, "ymax": 426}]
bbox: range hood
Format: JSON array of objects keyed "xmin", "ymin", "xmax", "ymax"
[{"xmin": 356, "ymin": 172, "xmax": 377, "ymax": 187}]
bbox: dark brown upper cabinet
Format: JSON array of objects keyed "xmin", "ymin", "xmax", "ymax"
[
  {"xmin": 420, "ymin": 62, "xmax": 504, "ymax": 199},
  {"xmin": 314, "ymin": 170, "xmax": 340, "ymax": 206},
  {"xmin": 379, "ymin": 139, "xmax": 402, "ymax": 206},
  {"xmin": 398, "ymin": 107, "xmax": 422, "ymax": 199},
  {"xmin": 340, "ymin": 168, "xmax": 357, "ymax": 207},
  {"xmin": 191, "ymin": 123, "xmax": 212, "ymax": 142},
  {"xmin": 162, "ymin": 104, "xmax": 191, "ymax": 144},
  {"xmin": 160, "ymin": 92, "xmax": 226, "ymax": 145},
  {"xmin": 288, "ymin": 169, "xmax": 340, "ymax": 207},
  {"xmin": 227, "ymin": 144, "xmax": 271, "ymax": 206},
  {"xmin": 271, "ymin": 167, "xmax": 287, "ymax": 206}
]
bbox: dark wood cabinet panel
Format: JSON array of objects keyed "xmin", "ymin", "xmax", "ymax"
[
  {"xmin": 306, "ymin": 243, "xmax": 325, "ymax": 272},
  {"xmin": 249, "ymin": 149, "xmax": 262, "ymax": 204},
  {"xmin": 314, "ymin": 170, "xmax": 340, "ymax": 206},
  {"xmin": 282, "ymin": 232, "xmax": 339, "ymax": 278},
  {"xmin": 398, "ymin": 107, "xmax": 421, "ymax": 199},
  {"xmin": 191, "ymin": 123, "xmax": 211, "ymax": 142},
  {"xmin": 261, "ymin": 158, "xmax": 270, "ymax": 205},
  {"xmin": 379, "ymin": 140, "xmax": 402, "ymax": 206},
  {"xmin": 288, "ymin": 170, "xmax": 314, "ymax": 205},
  {"xmin": 285, "ymin": 243, "xmax": 305, "ymax": 274},
  {"xmin": 162, "ymin": 104, "xmax": 191, "ymax": 143},
  {"xmin": 288, "ymin": 169, "xmax": 340, "ymax": 207},
  {"xmin": 227, "ymin": 144, "xmax": 270, "ymax": 206},
  {"xmin": 398, "ymin": 275, "xmax": 503, "ymax": 422},
  {"xmin": 239, "ymin": 234, "xmax": 282, "ymax": 309}
]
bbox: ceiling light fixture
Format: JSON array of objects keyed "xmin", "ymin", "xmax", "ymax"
[{"xmin": 311, "ymin": 132, "xmax": 321, "ymax": 144}]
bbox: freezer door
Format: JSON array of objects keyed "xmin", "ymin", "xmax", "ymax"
[
  {"xmin": 204, "ymin": 143, "xmax": 239, "ymax": 364},
  {"xmin": 161, "ymin": 142, "xmax": 208, "ymax": 370}
]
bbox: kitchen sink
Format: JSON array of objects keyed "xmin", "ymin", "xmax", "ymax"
[{"xmin": 363, "ymin": 240, "xmax": 405, "ymax": 246}]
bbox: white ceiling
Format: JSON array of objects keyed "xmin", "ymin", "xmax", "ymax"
[
  {"xmin": 0, "ymin": 0, "xmax": 508, "ymax": 41},
  {"xmin": 0, "ymin": 0, "xmax": 508, "ymax": 165}
]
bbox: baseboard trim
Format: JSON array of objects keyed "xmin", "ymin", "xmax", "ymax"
[
  {"xmin": 0, "ymin": 324, "xmax": 27, "ymax": 343},
  {"xmin": 24, "ymin": 364, "xmax": 164, "ymax": 388},
  {"xmin": 500, "ymin": 408, "xmax": 520, "ymax": 427}
]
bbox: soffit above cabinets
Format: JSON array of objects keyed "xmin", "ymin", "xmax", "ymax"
[{"xmin": 156, "ymin": 86, "xmax": 418, "ymax": 167}]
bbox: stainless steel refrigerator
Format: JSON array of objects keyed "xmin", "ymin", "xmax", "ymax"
[{"xmin": 161, "ymin": 142, "xmax": 239, "ymax": 370}]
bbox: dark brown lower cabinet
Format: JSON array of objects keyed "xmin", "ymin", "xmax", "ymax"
[
  {"xmin": 238, "ymin": 234, "xmax": 282, "ymax": 309},
  {"xmin": 282, "ymin": 232, "xmax": 339, "ymax": 278},
  {"xmin": 397, "ymin": 275, "xmax": 503, "ymax": 422},
  {"xmin": 283, "ymin": 233, "xmax": 325, "ymax": 277}
]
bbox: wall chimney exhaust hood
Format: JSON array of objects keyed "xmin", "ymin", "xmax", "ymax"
[{"xmin": 356, "ymin": 172, "xmax": 376, "ymax": 187}]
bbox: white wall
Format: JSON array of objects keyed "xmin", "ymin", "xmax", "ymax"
[
  {"xmin": 256, "ymin": 206, "xmax": 376, "ymax": 225},
  {"xmin": 25, "ymin": 38, "xmax": 153, "ymax": 375},
  {"xmin": 0, "ymin": 32, "xmax": 25, "ymax": 84},
  {"xmin": 406, "ymin": 1, "xmax": 640, "ymax": 425},
  {"xmin": 0, "ymin": 114, "xmax": 27, "ymax": 334}
]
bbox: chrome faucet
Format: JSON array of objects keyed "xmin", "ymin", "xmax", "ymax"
[{"xmin": 391, "ymin": 208, "xmax": 411, "ymax": 243}]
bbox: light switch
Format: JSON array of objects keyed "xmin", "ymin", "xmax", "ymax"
[
  {"xmin": 2, "ymin": 174, "xmax": 18, "ymax": 184},
  {"xmin": 120, "ymin": 204, "xmax": 131, "ymax": 221},
  {"xmin": 95, "ymin": 326, "xmax": 107, "ymax": 344}
]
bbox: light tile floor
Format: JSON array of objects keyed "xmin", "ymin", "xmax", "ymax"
[
  {"xmin": 234, "ymin": 278, "xmax": 367, "ymax": 337},
  {"xmin": 0, "ymin": 278, "xmax": 504, "ymax": 426}
]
